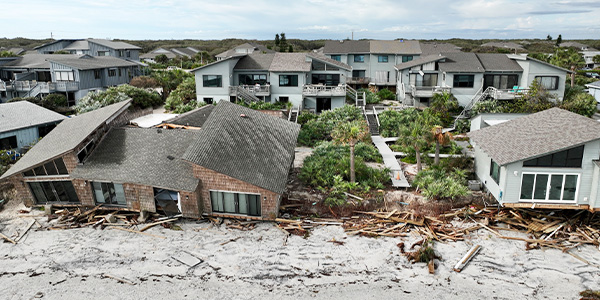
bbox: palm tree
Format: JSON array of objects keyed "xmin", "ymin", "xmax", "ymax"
[
  {"xmin": 549, "ymin": 48, "xmax": 585, "ymax": 87},
  {"xmin": 428, "ymin": 126, "xmax": 453, "ymax": 164},
  {"xmin": 396, "ymin": 110, "xmax": 441, "ymax": 171},
  {"xmin": 331, "ymin": 120, "xmax": 369, "ymax": 183}
]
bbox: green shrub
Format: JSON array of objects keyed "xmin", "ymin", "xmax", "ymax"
[
  {"xmin": 412, "ymin": 166, "xmax": 470, "ymax": 201},
  {"xmin": 377, "ymin": 108, "xmax": 420, "ymax": 137},
  {"xmin": 75, "ymin": 85, "xmax": 162, "ymax": 114},
  {"xmin": 358, "ymin": 88, "xmax": 381, "ymax": 104},
  {"xmin": 45, "ymin": 94, "xmax": 67, "ymax": 107},
  {"xmin": 239, "ymin": 101, "xmax": 290, "ymax": 111},
  {"xmin": 164, "ymin": 77, "xmax": 196, "ymax": 111},
  {"xmin": 297, "ymin": 111, "xmax": 318, "ymax": 125},
  {"xmin": 297, "ymin": 105, "xmax": 363, "ymax": 146},
  {"xmin": 560, "ymin": 93, "xmax": 597, "ymax": 117},
  {"xmin": 377, "ymin": 88, "xmax": 396, "ymax": 100}
]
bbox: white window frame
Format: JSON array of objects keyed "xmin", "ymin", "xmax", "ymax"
[
  {"xmin": 518, "ymin": 172, "xmax": 580, "ymax": 204},
  {"xmin": 55, "ymin": 70, "xmax": 74, "ymax": 81}
]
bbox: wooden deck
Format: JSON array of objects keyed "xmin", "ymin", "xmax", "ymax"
[{"xmin": 371, "ymin": 136, "xmax": 410, "ymax": 188}]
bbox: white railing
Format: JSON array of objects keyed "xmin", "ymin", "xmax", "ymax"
[
  {"xmin": 302, "ymin": 84, "xmax": 347, "ymax": 96},
  {"xmin": 409, "ymin": 85, "xmax": 451, "ymax": 97},
  {"xmin": 489, "ymin": 87, "xmax": 529, "ymax": 100},
  {"xmin": 0, "ymin": 81, "xmax": 6, "ymax": 91},
  {"xmin": 373, "ymin": 106, "xmax": 380, "ymax": 127},
  {"xmin": 1, "ymin": 80, "xmax": 79, "ymax": 93}
]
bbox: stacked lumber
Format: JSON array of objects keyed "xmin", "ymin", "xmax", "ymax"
[
  {"xmin": 224, "ymin": 219, "xmax": 259, "ymax": 231},
  {"xmin": 275, "ymin": 218, "xmax": 344, "ymax": 235}
]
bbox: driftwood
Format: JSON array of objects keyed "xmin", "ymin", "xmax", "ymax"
[{"xmin": 454, "ymin": 245, "xmax": 481, "ymax": 272}]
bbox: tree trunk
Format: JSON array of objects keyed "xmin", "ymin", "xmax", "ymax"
[
  {"xmin": 416, "ymin": 148, "xmax": 422, "ymax": 172},
  {"xmin": 571, "ymin": 66, "xmax": 575, "ymax": 87},
  {"xmin": 350, "ymin": 143, "xmax": 356, "ymax": 183},
  {"xmin": 434, "ymin": 141, "xmax": 440, "ymax": 165}
]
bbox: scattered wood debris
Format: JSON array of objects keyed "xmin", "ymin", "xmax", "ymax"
[{"xmin": 454, "ymin": 245, "xmax": 481, "ymax": 272}]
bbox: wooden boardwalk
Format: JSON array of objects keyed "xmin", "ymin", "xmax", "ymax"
[{"xmin": 371, "ymin": 136, "xmax": 410, "ymax": 188}]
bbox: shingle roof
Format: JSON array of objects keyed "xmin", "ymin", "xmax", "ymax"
[
  {"xmin": 468, "ymin": 108, "xmax": 600, "ymax": 166},
  {"xmin": 216, "ymin": 43, "xmax": 274, "ymax": 58},
  {"xmin": 234, "ymin": 52, "xmax": 276, "ymax": 70},
  {"xmin": 70, "ymin": 128, "xmax": 200, "ymax": 192},
  {"xmin": 63, "ymin": 40, "xmax": 90, "ymax": 50},
  {"xmin": 182, "ymin": 101, "xmax": 300, "ymax": 194},
  {"xmin": 141, "ymin": 49, "xmax": 178, "ymax": 59},
  {"xmin": 394, "ymin": 54, "xmax": 446, "ymax": 70},
  {"xmin": 1, "ymin": 54, "xmax": 75, "ymax": 69},
  {"xmin": 189, "ymin": 55, "xmax": 240, "ymax": 72},
  {"xmin": 87, "ymin": 39, "xmax": 141, "ymax": 50},
  {"xmin": 560, "ymin": 42, "xmax": 597, "ymax": 51},
  {"xmin": 171, "ymin": 47, "xmax": 199, "ymax": 57},
  {"xmin": 0, "ymin": 100, "xmax": 131, "ymax": 180},
  {"xmin": 269, "ymin": 53, "xmax": 310, "ymax": 72},
  {"xmin": 306, "ymin": 52, "xmax": 352, "ymax": 71},
  {"xmin": 419, "ymin": 42, "xmax": 461, "ymax": 56},
  {"xmin": 585, "ymin": 80, "xmax": 600, "ymax": 89},
  {"xmin": 476, "ymin": 53, "xmax": 523, "ymax": 72},
  {"xmin": 439, "ymin": 52, "xmax": 485, "ymax": 73},
  {"xmin": 165, "ymin": 105, "xmax": 214, "ymax": 128},
  {"xmin": 323, "ymin": 40, "xmax": 370, "ymax": 54},
  {"xmin": 369, "ymin": 40, "xmax": 422, "ymax": 55},
  {"xmin": 47, "ymin": 55, "xmax": 139, "ymax": 70},
  {"xmin": 0, "ymin": 101, "xmax": 67, "ymax": 134}
]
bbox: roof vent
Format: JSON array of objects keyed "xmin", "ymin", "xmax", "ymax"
[
  {"xmin": 167, "ymin": 155, "xmax": 175, "ymax": 160},
  {"xmin": 240, "ymin": 114, "xmax": 248, "ymax": 118},
  {"xmin": 157, "ymin": 128, "xmax": 162, "ymax": 133}
]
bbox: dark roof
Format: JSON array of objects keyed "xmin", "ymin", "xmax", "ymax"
[
  {"xmin": 70, "ymin": 128, "xmax": 200, "ymax": 192},
  {"xmin": 140, "ymin": 48, "xmax": 178, "ymax": 59},
  {"xmin": 87, "ymin": 39, "xmax": 141, "ymax": 50},
  {"xmin": 234, "ymin": 52, "xmax": 276, "ymax": 70},
  {"xmin": 306, "ymin": 52, "xmax": 352, "ymax": 71},
  {"xmin": 171, "ymin": 47, "xmax": 199, "ymax": 57},
  {"xmin": 394, "ymin": 54, "xmax": 446, "ymax": 70},
  {"xmin": 33, "ymin": 39, "xmax": 79, "ymax": 50},
  {"xmin": 586, "ymin": 80, "xmax": 600, "ymax": 89},
  {"xmin": 419, "ymin": 42, "xmax": 461, "ymax": 56},
  {"xmin": 468, "ymin": 108, "xmax": 600, "ymax": 166},
  {"xmin": 165, "ymin": 105, "xmax": 214, "ymax": 128},
  {"xmin": 0, "ymin": 101, "xmax": 67, "ymax": 134},
  {"xmin": 0, "ymin": 54, "xmax": 75, "ymax": 69},
  {"xmin": 189, "ymin": 55, "xmax": 240, "ymax": 72},
  {"xmin": 369, "ymin": 40, "xmax": 421, "ymax": 55},
  {"xmin": 269, "ymin": 53, "xmax": 310, "ymax": 72},
  {"xmin": 476, "ymin": 53, "xmax": 523, "ymax": 72},
  {"xmin": 0, "ymin": 100, "xmax": 131, "ymax": 180},
  {"xmin": 323, "ymin": 40, "xmax": 370, "ymax": 54},
  {"xmin": 182, "ymin": 101, "xmax": 300, "ymax": 194},
  {"xmin": 439, "ymin": 52, "xmax": 484, "ymax": 73},
  {"xmin": 47, "ymin": 55, "xmax": 139, "ymax": 70}
]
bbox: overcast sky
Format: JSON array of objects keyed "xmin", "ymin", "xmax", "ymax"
[{"xmin": 4, "ymin": 0, "xmax": 600, "ymax": 41}]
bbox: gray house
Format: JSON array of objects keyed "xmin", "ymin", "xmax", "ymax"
[
  {"xmin": 192, "ymin": 51, "xmax": 353, "ymax": 112},
  {"xmin": 140, "ymin": 47, "xmax": 201, "ymax": 63},
  {"xmin": 34, "ymin": 39, "xmax": 141, "ymax": 61},
  {"xmin": 469, "ymin": 108, "xmax": 600, "ymax": 211},
  {"xmin": 394, "ymin": 53, "xmax": 570, "ymax": 107},
  {"xmin": 0, "ymin": 101, "xmax": 67, "ymax": 151}
]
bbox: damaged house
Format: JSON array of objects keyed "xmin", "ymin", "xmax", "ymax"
[{"xmin": 0, "ymin": 100, "xmax": 300, "ymax": 220}]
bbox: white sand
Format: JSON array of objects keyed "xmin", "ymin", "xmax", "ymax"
[{"xmin": 0, "ymin": 201, "xmax": 599, "ymax": 300}]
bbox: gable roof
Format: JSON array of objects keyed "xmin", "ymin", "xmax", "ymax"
[
  {"xmin": 0, "ymin": 101, "xmax": 67, "ymax": 134},
  {"xmin": 33, "ymin": 39, "xmax": 79, "ymax": 50},
  {"xmin": 323, "ymin": 40, "xmax": 370, "ymax": 54},
  {"xmin": 47, "ymin": 55, "xmax": 139, "ymax": 70},
  {"xmin": 164, "ymin": 105, "xmax": 214, "ymax": 128},
  {"xmin": 419, "ymin": 42, "xmax": 461, "ymax": 56},
  {"xmin": 306, "ymin": 52, "xmax": 352, "ymax": 71},
  {"xmin": 0, "ymin": 100, "xmax": 131, "ymax": 180},
  {"xmin": 439, "ymin": 52, "xmax": 485, "ymax": 73},
  {"xmin": 87, "ymin": 39, "xmax": 141, "ymax": 50},
  {"xmin": 468, "ymin": 108, "xmax": 600, "ymax": 166},
  {"xmin": 189, "ymin": 55, "xmax": 240, "ymax": 72},
  {"xmin": 70, "ymin": 128, "xmax": 200, "ymax": 192},
  {"xmin": 182, "ymin": 101, "xmax": 300, "ymax": 194},
  {"xmin": 369, "ymin": 40, "xmax": 421, "ymax": 55},
  {"xmin": 394, "ymin": 54, "xmax": 446, "ymax": 70},
  {"xmin": 0, "ymin": 54, "xmax": 75, "ymax": 69},
  {"xmin": 234, "ymin": 52, "xmax": 276, "ymax": 70},
  {"xmin": 476, "ymin": 53, "xmax": 523, "ymax": 72},
  {"xmin": 63, "ymin": 40, "xmax": 90, "ymax": 51},
  {"xmin": 216, "ymin": 43, "xmax": 274, "ymax": 58},
  {"xmin": 269, "ymin": 53, "xmax": 310, "ymax": 72},
  {"xmin": 171, "ymin": 47, "xmax": 200, "ymax": 57},
  {"xmin": 140, "ymin": 48, "xmax": 178, "ymax": 59}
]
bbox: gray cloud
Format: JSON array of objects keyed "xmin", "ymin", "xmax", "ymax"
[{"xmin": 529, "ymin": 9, "xmax": 592, "ymax": 15}]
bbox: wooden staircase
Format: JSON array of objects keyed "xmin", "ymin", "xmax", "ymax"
[
  {"xmin": 366, "ymin": 113, "xmax": 379, "ymax": 135},
  {"xmin": 235, "ymin": 86, "xmax": 261, "ymax": 104},
  {"xmin": 288, "ymin": 105, "xmax": 300, "ymax": 123}
]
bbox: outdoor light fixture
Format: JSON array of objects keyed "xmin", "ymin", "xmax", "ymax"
[{"xmin": 514, "ymin": 171, "xmax": 519, "ymax": 177}]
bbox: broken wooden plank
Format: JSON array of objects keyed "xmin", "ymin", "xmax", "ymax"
[
  {"xmin": 102, "ymin": 274, "xmax": 135, "ymax": 285},
  {"xmin": 15, "ymin": 220, "xmax": 36, "ymax": 243},
  {"xmin": 0, "ymin": 232, "xmax": 17, "ymax": 244},
  {"xmin": 454, "ymin": 245, "xmax": 481, "ymax": 272},
  {"xmin": 109, "ymin": 227, "xmax": 166, "ymax": 239},
  {"xmin": 138, "ymin": 218, "xmax": 178, "ymax": 232}
]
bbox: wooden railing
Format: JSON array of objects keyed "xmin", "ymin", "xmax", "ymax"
[
  {"xmin": 409, "ymin": 85, "xmax": 451, "ymax": 97},
  {"xmin": 302, "ymin": 84, "xmax": 347, "ymax": 96},
  {"xmin": 347, "ymin": 77, "xmax": 370, "ymax": 84},
  {"xmin": 229, "ymin": 85, "xmax": 270, "ymax": 95}
]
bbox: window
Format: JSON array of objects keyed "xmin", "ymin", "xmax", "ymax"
[
  {"xmin": 98, "ymin": 51, "xmax": 109, "ymax": 56},
  {"xmin": 203, "ymin": 75, "xmax": 222, "ymax": 87},
  {"xmin": 126, "ymin": 51, "xmax": 131, "ymax": 58},
  {"xmin": 331, "ymin": 55, "xmax": 341, "ymax": 61},
  {"xmin": 378, "ymin": 55, "xmax": 389, "ymax": 63},
  {"xmin": 94, "ymin": 70, "xmax": 101, "ymax": 79},
  {"xmin": 410, "ymin": 73, "xmax": 438, "ymax": 87},
  {"xmin": 77, "ymin": 140, "xmax": 96, "ymax": 163},
  {"xmin": 354, "ymin": 55, "xmax": 364, "ymax": 62},
  {"xmin": 23, "ymin": 158, "xmax": 69, "ymax": 177},
  {"xmin": 203, "ymin": 97, "xmax": 213, "ymax": 104},
  {"xmin": 402, "ymin": 56, "xmax": 414, "ymax": 63},
  {"xmin": 523, "ymin": 145, "xmax": 584, "ymax": 168},
  {"xmin": 484, "ymin": 74, "xmax": 519, "ymax": 90},
  {"xmin": 0, "ymin": 136, "xmax": 17, "ymax": 150},
  {"xmin": 535, "ymin": 76, "xmax": 559, "ymax": 90},
  {"xmin": 279, "ymin": 75, "xmax": 298, "ymax": 87},
  {"xmin": 210, "ymin": 190, "xmax": 261, "ymax": 216},
  {"xmin": 108, "ymin": 69, "xmax": 116, "ymax": 77},
  {"xmin": 519, "ymin": 173, "xmax": 578, "ymax": 202},
  {"xmin": 55, "ymin": 71, "xmax": 74, "ymax": 81},
  {"xmin": 38, "ymin": 124, "xmax": 56, "ymax": 138},
  {"xmin": 453, "ymin": 75, "xmax": 475, "ymax": 88},
  {"xmin": 312, "ymin": 74, "xmax": 340, "ymax": 86},
  {"xmin": 353, "ymin": 70, "xmax": 366, "ymax": 78},
  {"xmin": 118, "ymin": 68, "xmax": 122, "ymax": 77},
  {"xmin": 92, "ymin": 182, "xmax": 126, "ymax": 206},
  {"xmin": 239, "ymin": 74, "xmax": 267, "ymax": 85},
  {"xmin": 490, "ymin": 160, "xmax": 500, "ymax": 184},
  {"xmin": 28, "ymin": 181, "xmax": 79, "ymax": 204},
  {"xmin": 279, "ymin": 96, "xmax": 289, "ymax": 103}
]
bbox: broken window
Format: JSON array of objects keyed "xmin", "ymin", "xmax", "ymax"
[
  {"xmin": 77, "ymin": 140, "xmax": 96, "ymax": 163},
  {"xmin": 154, "ymin": 188, "xmax": 180, "ymax": 217},
  {"xmin": 210, "ymin": 191, "xmax": 260, "ymax": 216},
  {"xmin": 28, "ymin": 181, "xmax": 79, "ymax": 204},
  {"xmin": 92, "ymin": 182, "xmax": 126, "ymax": 206},
  {"xmin": 23, "ymin": 158, "xmax": 69, "ymax": 177}
]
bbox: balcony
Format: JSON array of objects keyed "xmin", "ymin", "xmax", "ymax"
[
  {"xmin": 488, "ymin": 87, "xmax": 529, "ymax": 100},
  {"xmin": 50, "ymin": 82, "xmax": 80, "ymax": 92},
  {"xmin": 229, "ymin": 85, "xmax": 270, "ymax": 97},
  {"xmin": 302, "ymin": 84, "xmax": 346, "ymax": 97},
  {"xmin": 0, "ymin": 80, "xmax": 79, "ymax": 93},
  {"xmin": 346, "ymin": 77, "xmax": 371, "ymax": 85},
  {"xmin": 410, "ymin": 85, "xmax": 451, "ymax": 98}
]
